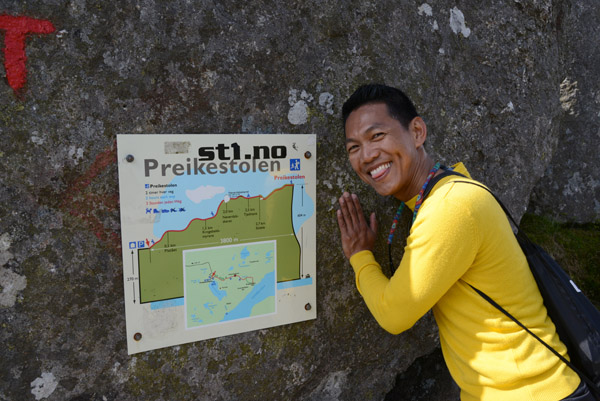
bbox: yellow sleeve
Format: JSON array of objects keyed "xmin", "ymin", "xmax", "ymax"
[{"xmin": 349, "ymin": 183, "xmax": 482, "ymax": 334}]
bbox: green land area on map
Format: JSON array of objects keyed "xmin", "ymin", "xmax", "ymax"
[
  {"xmin": 184, "ymin": 241, "xmax": 276, "ymax": 328},
  {"xmin": 138, "ymin": 184, "xmax": 300, "ymax": 303}
]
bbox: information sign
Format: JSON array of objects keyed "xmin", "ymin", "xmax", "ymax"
[{"xmin": 117, "ymin": 134, "xmax": 316, "ymax": 354}]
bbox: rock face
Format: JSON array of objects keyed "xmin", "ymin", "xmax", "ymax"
[
  {"xmin": 527, "ymin": 0, "xmax": 600, "ymax": 223},
  {"xmin": 0, "ymin": 1, "xmax": 593, "ymax": 400}
]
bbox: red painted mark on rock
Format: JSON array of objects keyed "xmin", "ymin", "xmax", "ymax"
[
  {"xmin": 0, "ymin": 14, "xmax": 55, "ymax": 93},
  {"xmin": 59, "ymin": 141, "xmax": 121, "ymax": 254}
]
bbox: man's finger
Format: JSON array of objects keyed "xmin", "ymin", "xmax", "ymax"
[
  {"xmin": 337, "ymin": 196, "xmax": 354, "ymax": 234},
  {"xmin": 336, "ymin": 209, "xmax": 348, "ymax": 235},
  {"xmin": 344, "ymin": 192, "xmax": 364, "ymax": 228},
  {"xmin": 351, "ymin": 193, "xmax": 368, "ymax": 227},
  {"xmin": 339, "ymin": 193, "xmax": 359, "ymax": 228},
  {"xmin": 370, "ymin": 212, "xmax": 377, "ymax": 233}
]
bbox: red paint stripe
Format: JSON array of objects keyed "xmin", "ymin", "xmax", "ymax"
[
  {"xmin": 60, "ymin": 141, "xmax": 117, "ymax": 206},
  {"xmin": 0, "ymin": 14, "xmax": 55, "ymax": 92},
  {"xmin": 57, "ymin": 142, "xmax": 120, "ymax": 254}
]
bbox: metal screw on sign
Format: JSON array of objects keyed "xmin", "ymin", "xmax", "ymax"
[
  {"xmin": 304, "ymin": 151, "xmax": 312, "ymax": 159},
  {"xmin": 126, "ymin": 154, "xmax": 135, "ymax": 163},
  {"xmin": 305, "ymin": 303, "xmax": 312, "ymax": 311},
  {"xmin": 134, "ymin": 332, "xmax": 142, "ymax": 341}
]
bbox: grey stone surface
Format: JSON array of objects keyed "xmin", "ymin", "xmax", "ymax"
[
  {"xmin": 528, "ymin": 0, "xmax": 600, "ymax": 223},
  {"xmin": 0, "ymin": 1, "xmax": 593, "ymax": 400},
  {"xmin": 385, "ymin": 346, "xmax": 460, "ymax": 401}
]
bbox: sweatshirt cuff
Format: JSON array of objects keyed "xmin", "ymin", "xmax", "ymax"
[{"xmin": 349, "ymin": 250, "xmax": 378, "ymax": 274}]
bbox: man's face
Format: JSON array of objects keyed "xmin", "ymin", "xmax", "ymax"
[{"xmin": 344, "ymin": 102, "xmax": 425, "ymax": 200}]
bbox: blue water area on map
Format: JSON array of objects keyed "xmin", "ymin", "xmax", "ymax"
[
  {"xmin": 151, "ymin": 297, "xmax": 184, "ymax": 310},
  {"xmin": 203, "ymin": 301, "xmax": 216, "ymax": 315},
  {"xmin": 276, "ymin": 277, "xmax": 313, "ymax": 290},
  {"xmin": 209, "ymin": 280, "xmax": 227, "ymax": 301},
  {"xmin": 190, "ymin": 310, "xmax": 203, "ymax": 323},
  {"xmin": 153, "ymin": 170, "xmax": 313, "ymax": 239},
  {"xmin": 240, "ymin": 247, "xmax": 250, "ymax": 259},
  {"xmin": 291, "ymin": 182, "xmax": 314, "ymax": 234},
  {"xmin": 220, "ymin": 271, "xmax": 275, "ymax": 322}
]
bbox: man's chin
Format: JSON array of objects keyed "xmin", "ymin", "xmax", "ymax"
[
  {"xmin": 372, "ymin": 185, "xmax": 405, "ymax": 200},
  {"xmin": 372, "ymin": 185, "xmax": 393, "ymax": 197},
  {"xmin": 362, "ymin": 177, "xmax": 395, "ymax": 197}
]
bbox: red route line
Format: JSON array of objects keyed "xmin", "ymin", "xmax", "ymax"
[
  {"xmin": 211, "ymin": 272, "xmax": 255, "ymax": 285},
  {"xmin": 148, "ymin": 183, "xmax": 294, "ymax": 249}
]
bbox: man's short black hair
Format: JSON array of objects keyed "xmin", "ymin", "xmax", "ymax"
[{"xmin": 342, "ymin": 84, "xmax": 419, "ymax": 130}]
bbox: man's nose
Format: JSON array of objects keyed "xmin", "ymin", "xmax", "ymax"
[{"xmin": 361, "ymin": 144, "xmax": 379, "ymax": 163}]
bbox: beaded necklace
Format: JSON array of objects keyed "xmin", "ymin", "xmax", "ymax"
[{"xmin": 387, "ymin": 162, "xmax": 441, "ymax": 273}]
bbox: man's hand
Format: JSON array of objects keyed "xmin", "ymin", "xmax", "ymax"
[{"xmin": 336, "ymin": 192, "xmax": 377, "ymax": 260}]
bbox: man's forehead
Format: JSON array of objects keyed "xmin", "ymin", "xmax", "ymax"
[
  {"xmin": 345, "ymin": 109, "xmax": 401, "ymax": 138},
  {"xmin": 345, "ymin": 122, "xmax": 389, "ymax": 142}
]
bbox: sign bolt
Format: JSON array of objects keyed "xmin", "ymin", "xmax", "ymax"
[
  {"xmin": 304, "ymin": 151, "xmax": 311, "ymax": 159},
  {"xmin": 305, "ymin": 303, "xmax": 312, "ymax": 311},
  {"xmin": 126, "ymin": 154, "xmax": 135, "ymax": 163},
  {"xmin": 134, "ymin": 332, "xmax": 142, "ymax": 341}
]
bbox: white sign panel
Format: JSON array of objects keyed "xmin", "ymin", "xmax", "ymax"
[{"xmin": 117, "ymin": 134, "xmax": 316, "ymax": 354}]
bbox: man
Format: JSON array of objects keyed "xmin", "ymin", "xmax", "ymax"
[{"xmin": 336, "ymin": 84, "xmax": 589, "ymax": 400}]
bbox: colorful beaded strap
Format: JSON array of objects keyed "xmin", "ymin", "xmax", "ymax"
[{"xmin": 387, "ymin": 162, "xmax": 441, "ymax": 273}]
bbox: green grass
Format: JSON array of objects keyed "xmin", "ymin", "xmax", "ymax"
[{"xmin": 519, "ymin": 213, "xmax": 600, "ymax": 308}]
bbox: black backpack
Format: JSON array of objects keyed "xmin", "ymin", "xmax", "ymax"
[{"xmin": 421, "ymin": 172, "xmax": 600, "ymax": 398}]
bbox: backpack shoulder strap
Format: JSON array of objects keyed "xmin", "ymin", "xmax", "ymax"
[
  {"xmin": 447, "ymin": 180, "xmax": 522, "ymax": 231},
  {"xmin": 421, "ymin": 170, "xmax": 466, "ymax": 200},
  {"xmin": 421, "ymin": 172, "xmax": 523, "ymax": 236},
  {"xmin": 468, "ymin": 282, "xmax": 598, "ymax": 392},
  {"xmin": 447, "ymin": 180, "xmax": 598, "ymax": 392}
]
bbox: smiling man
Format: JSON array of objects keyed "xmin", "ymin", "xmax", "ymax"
[{"xmin": 336, "ymin": 84, "xmax": 588, "ymax": 401}]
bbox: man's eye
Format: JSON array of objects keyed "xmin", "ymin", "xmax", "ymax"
[
  {"xmin": 347, "ymin": 145, "xmax": 359, "ymax": 153},
  {"xmin": 373, "ymin": 132, "xmax": 384, "ymax": 139}
]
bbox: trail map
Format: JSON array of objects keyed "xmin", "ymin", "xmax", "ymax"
[
  {"xmin": 117, "ymin": 134, "xmax": 316, "ymax": 354},
  {"xmin": 183, "ymin": 241, "xmax": 276, "ymax": 328}
]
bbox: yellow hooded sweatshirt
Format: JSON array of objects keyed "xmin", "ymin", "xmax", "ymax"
[{"xmin": 349, "ymin": 163, "xmax": 579, "ymax": 401}]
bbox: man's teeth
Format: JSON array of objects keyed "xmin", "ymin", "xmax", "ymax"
[{"xmin": 369, "ymin": 163, "xmax": 391, "ymax": 177}]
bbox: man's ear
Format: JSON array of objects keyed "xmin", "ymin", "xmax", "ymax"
[{"xmin": 409, "ymin": 116, "xmax": 427, "ymax": 148}]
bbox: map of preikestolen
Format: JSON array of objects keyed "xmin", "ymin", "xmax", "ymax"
[
  {"xmin": 117, "ymin": 134, "xmax": 316, "ymax": 354},
  {"xmin": 138, "ymin": 183, "xmax": 300, "ymax": 304},
  {"xmin": 184, "ymin": 241, "xmax": 276, "ymax": 328}
]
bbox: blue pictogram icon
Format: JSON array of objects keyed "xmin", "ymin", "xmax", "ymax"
[
  {"xmin": 138, "ymin": 241, "xmax": 145, "ymax": 248},
  {"xmin": 145, "ymin": 184, "xmax": 149, "ymax": 188},
  {"xmin": 290, "ymin": 159, "xmax": 301, "ymax": 171},
  {"xmin": 129, "ymin": 241, "xmax": 137, "ymax": 249}
]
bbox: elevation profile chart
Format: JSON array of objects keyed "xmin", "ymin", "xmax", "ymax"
[{"xmin": 117, "ymin": 134, "xmax": 316, "ymax": 354}]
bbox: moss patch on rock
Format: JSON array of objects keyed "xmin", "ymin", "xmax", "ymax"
[{"xmin": 520, "ymin": 213, "xmax": 600, "ymax": 307}]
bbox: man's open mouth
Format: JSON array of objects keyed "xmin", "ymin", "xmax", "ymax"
[{"xmin": 369, "ymin": 162, "xmax": 391, "ymax": 180}]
